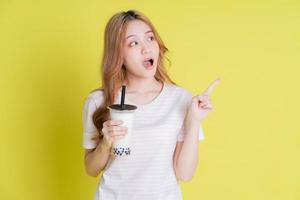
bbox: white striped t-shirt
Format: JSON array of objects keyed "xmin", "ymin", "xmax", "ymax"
[{"xmin": 82, "ymin": 82, "xmax": 205, "ymax": 200}]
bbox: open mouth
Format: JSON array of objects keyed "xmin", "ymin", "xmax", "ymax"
[
  {"xmin": 143, "ymin": 58, "xmax": 154, "ymax": 68},
  {"xmin": 149, "ymin": 58, "xmax": 154, "ymax": 65}
]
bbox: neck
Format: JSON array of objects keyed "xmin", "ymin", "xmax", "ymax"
[{"xmin": 122, "ymin": 77, "xmax": 162, "ymax": 94}]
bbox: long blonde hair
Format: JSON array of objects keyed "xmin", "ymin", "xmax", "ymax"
[{"xmin": 91, "ymin": 10, "xmax": 177, "ymax": 141}]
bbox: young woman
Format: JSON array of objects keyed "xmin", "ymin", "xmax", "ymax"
[{"xmin": 82, "ymin": 10, "xmax": 220, "ymax": 200}]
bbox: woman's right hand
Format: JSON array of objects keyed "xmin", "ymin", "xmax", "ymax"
[{"xmin": 101, "ymin": 120, "xmax": 128, "ymax": 148}]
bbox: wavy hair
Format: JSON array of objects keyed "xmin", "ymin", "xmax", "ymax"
[{"xmin": 91, "ymin": 10, "xmax": 177, "ymax": 141}]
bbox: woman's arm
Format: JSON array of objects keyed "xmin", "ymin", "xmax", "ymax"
[
  {"xmin": 173, "ymin": 119, "xmax": 200, "ymax": 182},
  {"xmin": 84, "ymin": 138, "xmax": 112, "ymax": 177},
  {"xmin": 174, "ymin": 79, "xmax": 220, "ymax": 181}
]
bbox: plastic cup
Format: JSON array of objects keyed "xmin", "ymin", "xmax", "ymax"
[{"xmin": 107, "ymin": 104, "xmax": 137, "ymax": 156}]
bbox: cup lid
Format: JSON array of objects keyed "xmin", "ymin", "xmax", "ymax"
[{"xmin": 107, "ymin": 104, "xmax": 137, "ymax": 111}]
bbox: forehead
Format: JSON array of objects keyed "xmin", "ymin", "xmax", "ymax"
[{"xmin": 125, "ymin": 20, "xmax": 152, "ymax": 37}]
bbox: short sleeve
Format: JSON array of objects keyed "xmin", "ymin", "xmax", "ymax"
[
  {"xmin": 177, "ymin": 122, "xmax": 205, "ymax": 141},
  {"xmin": 176, "ymin": 89, "xmax": 205, "ymax": 142},
  {"xmin": 82, "ymin": 95, "xmax": 100, "ymax": 149}
]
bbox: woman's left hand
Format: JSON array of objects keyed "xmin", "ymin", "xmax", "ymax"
[{"xmin": 186, "ymin": 78, "xmax": 221, "ymax": 123}]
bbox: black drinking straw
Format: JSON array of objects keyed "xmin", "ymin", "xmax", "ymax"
[{"xmin": 120, "ymin": 85, "xmax": 126, "ymax": 110}]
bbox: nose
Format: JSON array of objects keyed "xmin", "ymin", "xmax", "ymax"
[{"xmin": 141, "ymin": 42, "xmax": 151, "ymax": 54}]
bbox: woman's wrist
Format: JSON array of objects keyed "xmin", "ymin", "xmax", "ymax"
[{"xmin": 98, "ymin": 137, "xmax": 112, "ymax": 152}]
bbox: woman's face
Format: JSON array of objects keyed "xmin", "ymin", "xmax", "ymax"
[{"xmin": 122, "ymin": 20, "xmax": 159, "ymax": 79}]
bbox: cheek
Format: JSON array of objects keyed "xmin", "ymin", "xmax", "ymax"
[
  {"xmin": 123, "ymin": 49, "xmax": 137, "ymax": 64},
  {"xmin": 123, "ymin": 50, "xmax": 142, "ymax": 70},
  {"xmin": 153, "ymin": 42, "xmax": 160, "ymax": 56}
]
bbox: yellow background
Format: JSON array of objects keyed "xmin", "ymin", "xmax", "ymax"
[{"xmin": 1, "ymin": 0, "xmax": 299, "ymax": 199}]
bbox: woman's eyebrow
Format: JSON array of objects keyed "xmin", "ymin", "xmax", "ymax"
[{"xmin": 126, "ymin": 30, "xmax": 153, "ymax": 39}]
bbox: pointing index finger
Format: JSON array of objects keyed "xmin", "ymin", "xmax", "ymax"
[{"xmin": 203, "ymin": 78, "xmax": 221, "ymax": 95}]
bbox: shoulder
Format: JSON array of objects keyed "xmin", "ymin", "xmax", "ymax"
[
  {"xmin": 164, "ymin": 83, "xmax": 194, "ymax": 112},
  {"xmin": 166, "ymin": 83, "xmax": 193, "ymax": 98},
  {"xmin": 84, "ymin": 88, "xmax": 105, "ymax": 108}
]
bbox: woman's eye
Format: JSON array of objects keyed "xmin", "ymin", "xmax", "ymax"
[
  {"xmin": 148, "ymin": 36, "xmax": 155, "ymax": 41},
  {"xmin": 128, "ymin": 36, "xmax": 155, "ymax": 47},
  {"xmin": 129, "ymin": 41, "xmax": 138, "ymax": 47}
]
